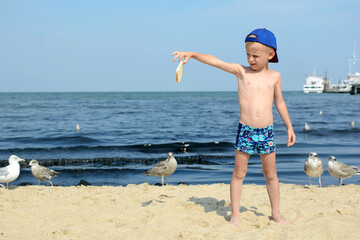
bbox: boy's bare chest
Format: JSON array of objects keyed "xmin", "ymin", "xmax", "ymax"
[{"xmin": 239, "ymin": 77, "xmax": 276, "ymax": 92}]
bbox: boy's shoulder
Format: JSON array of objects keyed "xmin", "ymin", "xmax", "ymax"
[
  {"xmin": 237, "ymin": 65, "xmax": 281, "ymax": 83},
  {"xmin": 240, "ymin": 65, "xmax": 281, "ymax": 76},
  {"xmin": 267, "ymin": 69, "xmax": 281, "ymax": 76},
  {"xmin": 264, "ymin": 69, "xmax": 281, "ymax": 82}
]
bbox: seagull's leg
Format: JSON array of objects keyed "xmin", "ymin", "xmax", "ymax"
[
  {"xmin": 319, "ymin": 176, "xmax": 322, "ymax": 187},
  {"xmin": 38, "ymin": 180, "xmax": 41, "ymax": 186},
  {"xmin": 166, "ymin": 176, "xmax": 168, "ymax": 185},
  {"xmin": 309, "ymin": 177, "xmax": 311, "ymax": 185},
  {"xmin": 339, "ymin": 178, "xmax": 342, "ymax": 187},
  {"xmin": 0, "ymin": 184, "xmax": 5, "ymax": 189},
  {"xmin": 161, "ymin": 176, "xmax": 164, "ymax": 186},
  {"xmin": 6, "ymin": 182, "xmax": 9, "ymax": 189},
  {"xmin": 49, "ymin": 180, "xmax": 54, "ymax": 186}
]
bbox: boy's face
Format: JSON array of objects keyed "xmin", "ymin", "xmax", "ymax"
[{"xmin": 245, "ymin": 42, "xmax": 275, "ymax": 71}]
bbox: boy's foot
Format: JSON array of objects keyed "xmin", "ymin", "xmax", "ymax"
[
  {"xmin": 229, "ymin": 216, "xmax": 240, "ymax": 226},
  {"xmin": 272, "ymin": 215, "xmax": 291, "ymax": 224}
]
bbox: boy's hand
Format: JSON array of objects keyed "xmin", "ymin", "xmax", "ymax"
[
  {"xmin": 172, "ymin": 51, "xmax": 192, "ymax": 64},
  {"xmin": 287, "ymin": 128, "xmax": 296, "ymax": 147}
]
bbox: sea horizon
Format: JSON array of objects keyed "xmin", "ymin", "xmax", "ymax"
[{"xmin": 0, "ymin": 90, "xmax": 303, "ymax": 93}]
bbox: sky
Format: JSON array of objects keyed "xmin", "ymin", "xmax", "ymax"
[{"xmin": 0, "ymin": 0, "xmax": 359, "ymax": 92}]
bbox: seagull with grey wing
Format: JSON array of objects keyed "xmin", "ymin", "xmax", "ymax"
[
  {"xmin": 0, "ymin": 155, "xmax": 25, "ymax": 189},
  {"xmin": 145, "ymin": 152, "xmax": 177, "ymax": 186},
  {"xmin": 29, "ymin": 160, "xmax": 61, "ymax": 186},
  {"xmin": 328, "ymin": 156, "xmax": 360, "ymax": 186},
  {"xmin": 304, "ymin": 152, "xmax": 324, "ymax": 187}
]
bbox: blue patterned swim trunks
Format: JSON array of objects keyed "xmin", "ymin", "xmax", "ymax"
[{"xmin": 234, "ymin": 123, "xmax": 276, "ymax": 155}]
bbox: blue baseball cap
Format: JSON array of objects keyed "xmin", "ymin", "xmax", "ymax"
[{"xmin": 245, "ymin": 28, "xmax": 278, "ymax": 63}]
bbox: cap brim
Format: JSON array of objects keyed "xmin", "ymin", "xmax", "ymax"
[{"xmin": 269, "ymin": 52, "xmax": 278, "ymax": 63}]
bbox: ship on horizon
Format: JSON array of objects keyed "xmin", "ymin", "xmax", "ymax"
[{"xmin": 304, "ymin": 43, "xmax": 360, "ymax": 94}]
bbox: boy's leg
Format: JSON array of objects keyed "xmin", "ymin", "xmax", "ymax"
[
  {"xmin": 230, "ymin": 150, "xmax": 250, "ymax": 226},
  {"xmin": 260, "ymin": 152, "xmax": 290, "ymax": 224}
]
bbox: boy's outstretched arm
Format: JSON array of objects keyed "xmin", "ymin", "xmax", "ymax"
[
  {"xmin": 172, "ymin": 51, "xmax": 241, "ymax": 76},
  {"xmin": 274, "ymin": 73, "xmax": 296, "ymax": 147}
]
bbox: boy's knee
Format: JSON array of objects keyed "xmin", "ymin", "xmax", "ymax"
[
  {"xmin": 233, "ymin": 168, "xmax": 247, "ymax": 180},
  {"xmin": 262, "ymin": 170, "xmax": 277, "ymax": 181}
]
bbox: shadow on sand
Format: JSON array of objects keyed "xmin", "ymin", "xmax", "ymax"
[{"xmin": 188, "ymin": 197, "xmax": 265, "ymax": 221}]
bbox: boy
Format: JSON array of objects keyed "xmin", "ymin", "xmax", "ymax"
[{"xmin": 172, "ymin": 28, "xmax": 296, "ymax": 225}]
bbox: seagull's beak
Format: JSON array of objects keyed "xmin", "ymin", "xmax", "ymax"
[{"xmin": 20, "ymin": 159, "xmax": 25, "ymax": 162}]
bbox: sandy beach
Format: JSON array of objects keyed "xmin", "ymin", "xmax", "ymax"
[{"xmin": 0, "ymin": 183, "xmax": 359, "ymax": 240}]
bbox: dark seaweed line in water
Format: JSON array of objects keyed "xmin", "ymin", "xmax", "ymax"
[
  {"xmin": 1, "ymin": 139, "xmax": 357, "ymax": 153},
  {"xmin": 0, "ymin": 151, "xmax": 327, "ymax": 168},
  {"xmin": 0, "ymin": 155, "xmax": 232, "ymax": 168}
]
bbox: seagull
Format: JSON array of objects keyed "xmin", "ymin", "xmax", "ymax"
[
  {"xmin": 319, "ymin": 110, "xmax": 323, "ymax": 115},
  {"xmin": 145, "ymin": 152, "xmax": 177, "ymax": 186},
  {"xmin": 350, "ymin": 120, "xmax": 355, "ymax": 127},
  {"xmin": 328, "ymin": 156, "xmax": 360, "ymax": 186},
  {"xmin": 304, "ymin": 122, "xmax": 311, "ymax": 131},
  {"xmin": 0, "ymin": 155, "xmax": 25, "ymax": 189},
  {"xmin": 304, "ymin": 152, "xmax": 324, "ymax": 187},
  {"xmin": 76, "ymin": 123, "xmax": 81, "ymax": 132},
  {"xmin": 28, "ymin": 160, "xmax": 61, "ymax": 186}
]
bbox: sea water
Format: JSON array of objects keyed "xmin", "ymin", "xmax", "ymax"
[{"xmin": 0, "ymin": 92, "xmax": 359, "ymax": 186}]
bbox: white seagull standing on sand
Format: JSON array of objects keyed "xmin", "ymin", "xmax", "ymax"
[
  {"xmin": 328, "ymin": 156, "xmax": 360, "ymax": 186},
  {"xmin": 304, "ymin": 152, "xmax": 324, "ymax": 187},
  {"xmin": 28, "ymin": 160, "xmax": 61, "ymax": 186},
  {"xmin": 145, "ymin": 152, "xmax": 177, "ymax": 186},
  {"xmin": 0, "ymin": 155, "xmax": 25, "ymax": 189}
]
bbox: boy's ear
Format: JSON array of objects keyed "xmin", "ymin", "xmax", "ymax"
[{"xmin": 268, "ymin": 50, "xmax": 276, "ymax": 61}]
